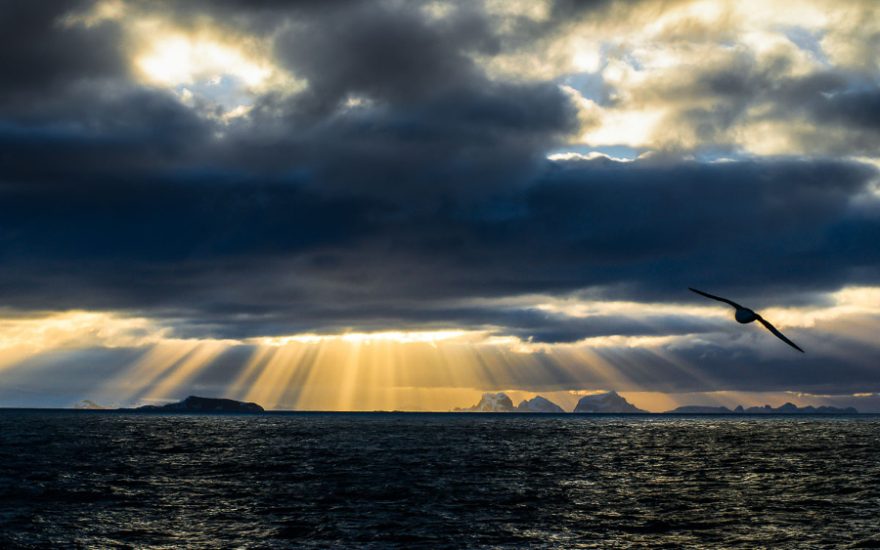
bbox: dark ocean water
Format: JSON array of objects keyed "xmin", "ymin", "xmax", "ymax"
[{"xmin": 1, "ymin": 412, "xmax": 879, "ymax": 549}]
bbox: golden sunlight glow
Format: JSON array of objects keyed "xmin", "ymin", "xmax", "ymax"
[
  {"xmin": 562, "ymin": 82, "xmax": 673, "ymax": 149},
  {"xmin": 0, "ymin": 311, "xmax": 167, "ymax": 371},
  {"xmin": 144, "ymin": 341, "xmax": 229, "ymax": 400},
  {"xmin": 583, "ymin": 106, "xmax": 667, "ymax": 148},
  {"xmin": 136, "ymin": 34, "xmax": 270, "ymax": 87},
  {"xmin": 532, "ymin": 298, "xmax": 729, "ymax": 319},
  {"xmin": 253, "ymin": 330, "xmax": 481, "ymax": 347},
  {"xmin": 761, "ymin": 286, "xmax": 880, "ymax": 328},
  {"xmin": 572, "ymin": 47, "xmax": 602, "ymax": 73},
  {"xmin": 4, "ymin": 284, "xmax": 880, "ymax": 411}
]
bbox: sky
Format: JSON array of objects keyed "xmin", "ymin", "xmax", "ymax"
[{"xmin": 1, "ymin": 0, "xmax": 880, "ymax": 412}]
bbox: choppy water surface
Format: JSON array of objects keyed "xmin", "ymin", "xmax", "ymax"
[{"xmin": 1, "ymin": 412, "xmax": 879, "ymax": 548}]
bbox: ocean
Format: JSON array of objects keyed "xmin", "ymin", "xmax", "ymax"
[{"xmin": 1, "ymin": 411, "xmax": 878, "ymax": 548}]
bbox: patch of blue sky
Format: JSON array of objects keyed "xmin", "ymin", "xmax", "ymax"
[
  {"xmin": 175, "ymin": 74, "xmax": 256, "ymax": 111},
  {"xmin": 558, "ymin": 71, "xmax": 612, "ymax": 105},
  {"xmin": 546, "ymin": 144, "xmax": 642, "ymax": 161},
  {"xmin": 780, "ymin": 25, "xmax": 830, "ymax": 66}
]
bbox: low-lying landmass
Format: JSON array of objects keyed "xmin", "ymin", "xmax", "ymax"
[
  {"xmin": 73, "ymin": 400, "xmax": 107, "ymax": 410},
  {"xmin": 454, "ymin": 392, "xmax": 859, "ymax": 414},
  {"xmin": 664, "ymin": 403, "xmax": 858, "ymax": 414},
  {"xmin": 118, "ymin": 395, "xmax": 264, "ymax": 413}
]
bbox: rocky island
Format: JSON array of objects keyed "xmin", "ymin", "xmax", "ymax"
[
  {"xmin": 455, "ymin": 392, "xmax": 517, "ymax": 412},
  {"xmin": 120, "ymin": 395, "xmax": 264, "ymax": 413},
  {"xmin": 454, "ymin": 392, "xmax": 859, "ymax": 414},
  {"xmin": 573, "ymin": 391, "xmax": 646, "ymax": 413},
  {"xmin": 517, "ymin": 396, "xmax": 565, "ymax": 413},
  {"xmin": 455, "ymin": 393, "xmax": 566, "ymax": 412}
]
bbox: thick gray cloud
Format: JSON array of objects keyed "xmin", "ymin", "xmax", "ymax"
[
  {"xmin": 1, "ymin": 156, "xmax": 876, "ymax": 343},
  {"xmin": 0, "ymin": 1, "xmax": 128, "ymax": 101},
  {"xmin": 273, "ymin": 2, "xmax": 497, "ymax": 113}
]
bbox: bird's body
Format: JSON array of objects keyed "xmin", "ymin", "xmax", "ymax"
[
  {"xmin": 734, "ymin": 307, "xmax": 758, "ymax": 324},
  {"xmin": 689, "ymin": 287, "xmax": 804, "ymax": 352}
]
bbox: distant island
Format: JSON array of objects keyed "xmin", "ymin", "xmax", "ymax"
[
  {"xmin": 454, "ymin": 392, "xmax": 859, "ymax": 414},
  {"xmin": 454, "ymin": 391, "xmax": 644, "ymax": 413},
  {"xmin": 73, "ymin": 400, "xmax": 107, "ymax": 410},
  {"xmin": 119, "ymin": 395, "xmax": 264, "ymax": 413},
  {"xmin": 518, "ymin": 396, "xmax": 565, "ymax": 413},
  {"xmin": 454, "ymin": 393, "xmax": 564, "ymax": 413},
  {"xmin": 85, "ymin": 393, "xmax": 858, "ymax": 414},
  {"xmin": 665, "ymin": 403, "xmax": 858, "ymax": 414},
  {"xmin": 573, "ymin": 391, "xmax": 646, "ymax": 413}
]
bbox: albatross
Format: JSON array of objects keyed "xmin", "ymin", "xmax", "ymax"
[{"xmin": 689, "ymin": 287, "xmax": 804, "ymax": 353}]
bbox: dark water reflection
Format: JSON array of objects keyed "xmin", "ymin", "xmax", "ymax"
[{"xmin": 1, "ymin": 411, "xmax": 879, "ymax": 548}]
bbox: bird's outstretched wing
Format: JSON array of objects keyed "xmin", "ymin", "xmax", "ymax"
[
  {"xmin": 689, "ymin": 287, "xmax": 745, "ymax": 310},
  {"xmin": 756, "ymin": 316, "xmax": 804, "ymax": 353}
]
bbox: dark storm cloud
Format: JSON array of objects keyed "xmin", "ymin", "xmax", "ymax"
[
  {"xmin": 476, "ymin": 309, "xmax": 726, "ymax": 343},
  {"xmin": 220, "ymin": 0, "xmax": 578, "ymax": 199},
  {"xmin": 272, "ymin": 1, "xmax": 498, "ymax": 114},
  {"xmin": 0, "ymin": 1, "xmax": 128, "ymax": 103},
  {"xmin": 1, "ymin": 0, "xmax": 880, "ymax": 354},
  {"xmin": 0, "ymin": 87, "xmax": 210, "ymax": 181},
  {"xmin": 757, "ymin": 71, "xmax": 880, "ymax": 154},
  {"xmin": 167, "ymin": 305, "xmax": 728, "ymax": 343},
  {"xmin": 812, "ymin": 88, "xmax": 880, "ymax": 131},
  {"xmin": 526, "ymin": 159, "xmax": 879, "ymax": 299},
  {"xmin": 2, "ymin": 155, "xmax": 877, "ymax": 344},
  {"xmin": 233, "ymin": 79, "xmax": 577, "ymax": 199}
]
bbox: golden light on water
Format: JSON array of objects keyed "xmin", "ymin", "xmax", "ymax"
[{"xmin": 255, "ymin": 330, "xmax": 476, "ymax": 347}]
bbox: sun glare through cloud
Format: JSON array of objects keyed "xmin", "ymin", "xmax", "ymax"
[{"xmin": 136, "ymin": 35, "xmax": 270, "ymax": 88}]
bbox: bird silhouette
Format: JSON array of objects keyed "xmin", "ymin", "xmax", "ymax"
[{"xmin": 689, "ymin": 287, "xmax": 804, "ymax": 353}]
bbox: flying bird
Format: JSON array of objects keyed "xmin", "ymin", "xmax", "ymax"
[{"xmin": 689, "ymin": 287, "xmax": 804, "ymax": 353}]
